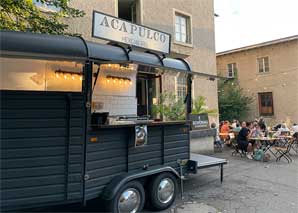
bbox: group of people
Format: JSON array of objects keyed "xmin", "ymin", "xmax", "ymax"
[{"xmin": 212, "ymin": 118, "xmax": 298, "ymax": 160}]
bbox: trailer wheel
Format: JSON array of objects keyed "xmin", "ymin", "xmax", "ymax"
[
  {"xmin": 106, "ymin": 180, "xmax": 145, "ymax": 213},
  {"xmin": 147, "ymin": 172, "xmax": 177, "ymax": 210}
]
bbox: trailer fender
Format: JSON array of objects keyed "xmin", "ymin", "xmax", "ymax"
[{"xmin": 100, "ymin": 166, "xmax": 180, "ymax": 200}]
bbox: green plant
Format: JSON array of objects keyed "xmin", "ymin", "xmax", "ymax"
[
  {"xmin": 152, "ymin": 92, "xmax": 186, "ymax": 121},
  {"xmin": 0, "ymin": 0, "xmax": 85, "ymax": 35},
  {"xmin": 192, "ymin": 96, "xmax": 217, "ymax": 115},
  {"xmin": 218, "ymin": 76, "xmax": 253, "ymax": 121}
]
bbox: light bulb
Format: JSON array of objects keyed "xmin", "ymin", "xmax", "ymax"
[
  {"xmin": 113, "ymin": 79, "xmax": 116, "ymax": 83},
  {"xmin": 107, "ymin": 78, "xmax": 110, "ymax": 83},
  {"xmin": 56, "ymin": 73, "xmax": 59, "ymax": 78},
  {"xmin": 64, "ymin": 74, "xmax": 67, "ymax": 80},
  {"xmin": 71, "ymin": 75, "xmax": 75, "ymax": 80},
  {"xmin": 79, "ymin": 76, "xmax": 82, "ymax": 81},
  {"xmin": 129, "ymin": 80, "xmax": 132, "ymax": 85}
]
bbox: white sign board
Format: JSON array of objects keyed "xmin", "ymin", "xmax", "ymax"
[{"xmin": 92, "ymin": 11, "xmax": 171, "ymax": 54}]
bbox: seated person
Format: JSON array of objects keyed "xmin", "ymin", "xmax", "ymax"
[
  {"xmin": 220, "ymin": 121, "xmax": 230, "ymax": 144},
  {"xmin": 211, "ymin": 123, "xmax": 223, "ymax": 148},
  {"xmin": 292, "ymin": 123, "xmax": 298, "ymax": 139},
  {"xmin": 233, "ymin": 123, "xmax": 241, "ymax": 132},
  {"xmin": 274, "ymin": 124, "xmax": 290, "ymax": 137},
  {"xmin": 237, "ymin": 122, "xmax": 253, "ymax": 159},
  {"xmin": 250, "ymin": 123, "xmax": 264, "ymax": 138}
]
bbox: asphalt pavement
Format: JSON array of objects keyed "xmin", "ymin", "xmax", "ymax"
[{"xmin": 161, "ymin": 147, "xmax": 298, "ymax": 213}]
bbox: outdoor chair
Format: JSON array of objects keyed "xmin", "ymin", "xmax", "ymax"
[
  {"xmin": 231, "ymin": 139, "xmax": 245, "ymax": 157},
  {"xmin": 273, "ymin": 138, "xmax": 294, "ymax": 163}
]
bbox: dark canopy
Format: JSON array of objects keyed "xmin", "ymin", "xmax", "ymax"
[{"xmin": 0, "ymin": 30, "xmax": 221, "ymax": 78}]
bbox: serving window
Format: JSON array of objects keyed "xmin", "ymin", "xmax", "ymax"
[{"xmin": 0, "ymin": 57, "xmax": 83, "ymax": 92}]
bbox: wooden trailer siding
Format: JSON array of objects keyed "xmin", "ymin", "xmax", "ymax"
[
  {"xmin": 85, "ymin": 123, "xmax": 190, "ymax": 200},
  {"xmin": 0, "ymin": 91, "xmax": 85, "ymax": 211}
]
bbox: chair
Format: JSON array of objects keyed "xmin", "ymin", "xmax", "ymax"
[
  {"xmin": 273, "ymin": 138, "xmax": 294, "ymax": 163},
  {"xmin": 231, "ymin": 135, "xmax": 245, "ymax": 157}
]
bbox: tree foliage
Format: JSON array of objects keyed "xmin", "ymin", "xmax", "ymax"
[
  {"xmin": 0, "ymin": 0, "xmax": 84, "ymax": 35},
  {"xmin": 218, "ymin": 77, "xmax": 253, "ymax": 121}
]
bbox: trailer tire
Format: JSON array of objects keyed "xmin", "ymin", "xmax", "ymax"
[
  {"xmin": 105, "ymin": 180, "xmax": 145, "ymax": 213},
  {"xmin": 147, "ymin": 172, "xmax": 177, "ymax": 211}
]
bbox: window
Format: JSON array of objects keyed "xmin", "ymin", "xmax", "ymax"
[
  {"xmin": 175, "ymin": 13, "xmax": 191, "ymax": 43},
  {"xmin": 227, "ymin": 63, "xmax": 237, "ymax": 78},
  {"xmin": 176, "ymin": 75, "xmax": 187, "ymax": 100},
  {"xmin": 257, "ymin": 57, "xmax": 269, "ymax": 73},
  {"xmin": 258, "ymin": 92, "xmax": 274, "ymax": 116},
  {"xmin": 118, "ymin": 0, "xmax": 140, "ymax": 24},
  {"xmin": 0, "ymin": 57, "xmax": 82, "ymax": 92},
  {"xmin": 33, "ymin": 0, "xmax": 61, "ymax": 12}
]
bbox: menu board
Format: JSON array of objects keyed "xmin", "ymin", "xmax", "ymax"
[{"xmin": 189, "ymin": 113, "xmax": 210, "ymax": 130}]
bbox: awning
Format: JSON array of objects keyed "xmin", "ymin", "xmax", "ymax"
[{"xmin": 0, "ymin": 30, "xmax": 222, "ymax": 79}]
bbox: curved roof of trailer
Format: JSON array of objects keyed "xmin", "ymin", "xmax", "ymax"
[{"xmin": 0, "ymin": 30, "xmax": 222, "ymax": 79}]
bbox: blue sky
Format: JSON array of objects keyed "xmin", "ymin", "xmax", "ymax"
[{"xmin": 214, "ymin": 0, "xmax": 298, "ymax": 52}]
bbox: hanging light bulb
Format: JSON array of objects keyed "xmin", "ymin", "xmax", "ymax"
[
  {"xmin": 124, "ymin": 80, "xmax": 128, "ymax": 85},
  {"xmin": 79, "ymin": 75, "xmax": 83, "ymax": 81},
  {"xmin": 64, "ymin": 74, "xmax": 67, "ymax": 80},
  {"xmin": 107, "ymin": 78, "xmax": 110, "ymax": 83},
  {"xmin": 56, "ymin": 73, "xmax": 59, "ymax": 78},
  {"xmin": 129, "ymin": 80, "xmax": 132, "ymax": 85},
  {"xmin": 113, "ymin": 78, "xmax": 116, "ymax": 83},
  {"xmin": 71, "ymin": 75, "xmax": 75, "ymax": 80}
]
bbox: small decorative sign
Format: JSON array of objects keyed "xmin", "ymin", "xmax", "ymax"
[
  {"xmin": 189, "ymin": 113, "xmax": 210, "ymax": 130},
  {"xmin": 92, "ymin": 11, "xmax": 171, "ymax": 54}
]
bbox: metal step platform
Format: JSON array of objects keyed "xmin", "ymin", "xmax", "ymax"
[{"xmin": 190, "ymin": 153, "xmax": 228, "ymax": 183}]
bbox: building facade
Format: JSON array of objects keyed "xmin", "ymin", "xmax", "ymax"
[
  {"xmin": 217, "ymin": 36, "xmax": 298, "ymax": 126},
  {"xmin": 62, "ymin": 0, "xmax": 218, "ymax": 122}
]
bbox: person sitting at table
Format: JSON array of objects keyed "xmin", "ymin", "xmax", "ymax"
[
  {"xmin": 250, "ymin": 123, "xmax": 264, "ymax": 138},
  {"xmin": 233, "ymin": 123, "xmax": 241, "ymax": 132},
  {"xmin": 273, "ymin": 124, "xmax": 289, "ymax": 137},
  {"xmin": 292, "ymin": 123, "xmax": 298, "ymax": 133},
  {"xmin": 258, "ymin": 117, "xmax": 267, "ymax": 132},
  {"xmin": 220, "ymin": 121, "xmax": 230, "ymax": 144},
  {"xmin": 237, "ymin": 121, "xmax": 253, "ymax": 159}
]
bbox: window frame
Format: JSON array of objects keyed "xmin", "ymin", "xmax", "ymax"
[
  {"xmin": 175, "ymin": 74, "xmax": 187, "ymax": 100},
  {"xmin": 258, "ymin": 92, "xmax": 274, "ymax": 116},
  {"xmin": 227, "ymin": 63, "xmax": 237, "ymax": 78},
  {"xmin": 257, "ymin": 56, "xmax": 270, "ymax": 73},
  {"xmin": 173, "ymin": 9, "xmax": 193, "ymax": 47}
]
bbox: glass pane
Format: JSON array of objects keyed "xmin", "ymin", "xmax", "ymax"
[
  {"xmin": 175, "ymin": 24, "xmax": 181, "ymax": 33},
  {"xmin": 180, "ymin": 17, "xmax": 186, "ymax": 26},
  {"xmin": 175, "ymin": 15, "xmax": 180, "ymax": 24},
  {"xmin": 175, "ymin": 32, "xmax": 181, "ymax": 41},
  {"xmin": 181, "ymin": 25, "xmax": 186, "ymax": 34},
  {"xmin": 0, "ymin": 57, "xmax": 82, "ymax": 92},
  {"xmin": 181, "ymin": 34, "xmax": 186, "ymax": 42}
]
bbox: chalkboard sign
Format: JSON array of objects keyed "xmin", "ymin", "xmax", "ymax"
[{"xmin": 189, "ymin": 113, "xmax": 210, "ymax": 130}]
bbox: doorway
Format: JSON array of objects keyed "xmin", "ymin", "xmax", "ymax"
[{"xmin": 136, "ymin": 73, "xmax": 161, "ymax": 118}]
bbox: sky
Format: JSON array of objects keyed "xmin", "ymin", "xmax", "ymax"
[{"xmin": 214, "ymin": 0, "xmax": 298, "ymax": 52}]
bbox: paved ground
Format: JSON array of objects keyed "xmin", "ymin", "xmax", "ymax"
[
  {"xmin": 161, "ymin": 147, "xmax": 298, "ymax": 213},
  {"xmin": 30, "ymin": 147, "xmax": 298, "ymax": 213}
]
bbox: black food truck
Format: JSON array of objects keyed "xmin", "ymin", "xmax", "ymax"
[{"xmin": 0, "ymin": 13, "xmax": 225, "ymax": 213}]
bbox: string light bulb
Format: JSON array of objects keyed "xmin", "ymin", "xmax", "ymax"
[{"xmin": 71, "ymin": 75, "xmax": 75, "ymax": 80}]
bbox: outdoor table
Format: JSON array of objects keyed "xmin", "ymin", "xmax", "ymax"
[{"xmin": 249, "ymin": 137, "xmax": 278, "ymax": 158}]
